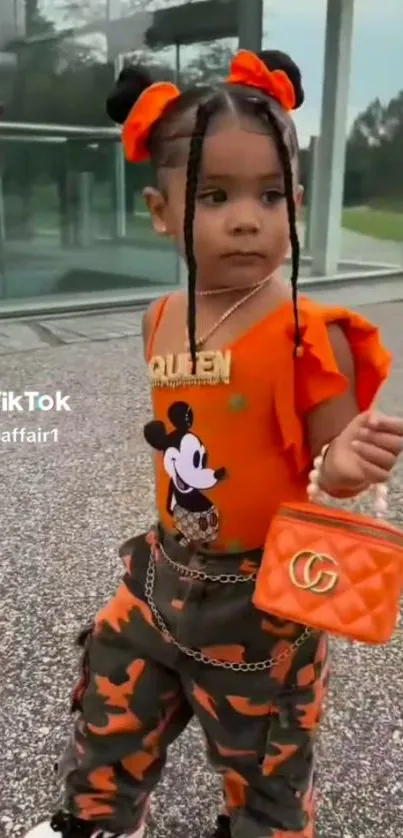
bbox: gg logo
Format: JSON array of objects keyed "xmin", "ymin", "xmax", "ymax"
[{"xmin": 289, "ymin": 551, "xmax": 339, "ymax": 594}]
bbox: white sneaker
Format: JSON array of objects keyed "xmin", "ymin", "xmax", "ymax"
[
  {"xmin": 25, "ymin": 825, "xmax": 57, "ymax": 838},
  {"xmin": 24, "ymin": 821, "xmax": 145, "ymax": 838}
]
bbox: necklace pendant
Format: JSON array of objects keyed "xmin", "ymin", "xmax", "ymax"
[{"xmin": 148, "ymin": 349, "xmax": 232, "ymax": 388}]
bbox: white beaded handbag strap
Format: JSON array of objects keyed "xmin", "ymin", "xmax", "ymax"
[{"xmin": 307, "ymin": 443, "xmax": 388, "ymax": 519}]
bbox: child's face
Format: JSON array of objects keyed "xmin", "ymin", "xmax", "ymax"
[{"xmin": 144, "ymin": 113, "xmax": 303, "ymax": 289}]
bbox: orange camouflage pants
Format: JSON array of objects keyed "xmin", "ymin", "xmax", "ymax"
[{"xmin": 57, "ymin": 527, "xmax": 329, "ymax": 837}]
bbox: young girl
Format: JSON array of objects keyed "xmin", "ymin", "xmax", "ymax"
[{"xmin": 27, "ymin": 49, "xmax": 403, "ymax": 838}]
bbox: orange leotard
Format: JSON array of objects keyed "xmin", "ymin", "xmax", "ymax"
[{"xmin": 144, "ymin": 297, "xmax": 391, "ymax": 552}]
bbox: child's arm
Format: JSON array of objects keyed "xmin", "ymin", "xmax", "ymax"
[
  {"xmin": 306, "ymin": 324, "xmax": 403, "ymax": 497},
  {"xmin": 306, "ymin": 324, "xmax": 358, "ymax": 456}
]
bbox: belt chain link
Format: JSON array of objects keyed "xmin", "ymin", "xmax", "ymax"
[
  {"xmin": 159, "ymin": 541, "xmax": 258, "ymax": 583},
  {"xmin": 144, "ymin": 546, "xmax": 311, "ymax": 672}
]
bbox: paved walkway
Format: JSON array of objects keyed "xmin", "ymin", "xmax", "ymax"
[
  {"xmin": 300, "ymin": 222, "xmax": 403, "ymax": 267},
  {"xmin": 1, "ymin": 301, "xmax": 403, "ymax": 838},
  {"xmin": 1, "ymin": 260, "xmax": 403, "ymax": 356},
  {"xmin": 0, "ymin": 310, "xmax": 143, "ymax": 354},
  {"xmin": 337, "ymin": 227, "xmax": 403, "ymax": 265}
]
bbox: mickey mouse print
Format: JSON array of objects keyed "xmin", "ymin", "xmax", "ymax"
[{"xmin": 144, "ymin": 401, "xmax": 227, "ymax": 545}]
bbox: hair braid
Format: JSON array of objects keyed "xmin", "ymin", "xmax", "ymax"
[
  {"xmin": 262, "ymin": 104, "xmax": 301, "ymax": 354},
  {"xmin": 183, "ymin": 103, "xmax": 211, "ymax": 374}
]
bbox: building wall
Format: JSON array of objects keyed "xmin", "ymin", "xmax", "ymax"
[
  {"xmin": 0, "ymin": 1, "xmax": 262, "ymax": 314},
  {"xmin": 0, "ymin": 0, "xmax": 26, "ymax": 46}
]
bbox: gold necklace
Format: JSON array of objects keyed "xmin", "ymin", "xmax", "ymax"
[
  {"xmin": 196, "ymin": 278, "xmax": 268, "ymax": 297},
  {"xmin": 186, "ymin": 274, "xmax": 271, "ymax": 350}
]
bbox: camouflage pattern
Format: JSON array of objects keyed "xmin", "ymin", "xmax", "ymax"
[{"xmin": 57, "ymin": 527, "xmax": 329, "ymax": 838}]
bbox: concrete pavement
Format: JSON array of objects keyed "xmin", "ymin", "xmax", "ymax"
[{"xmin": 1, "ymin": 301, "xmax": 403, "ymax": 838}]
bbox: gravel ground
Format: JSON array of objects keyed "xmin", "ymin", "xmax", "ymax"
[{"xmin": 1, "ymin": 301, "xmax": 403, "ymax": 838}]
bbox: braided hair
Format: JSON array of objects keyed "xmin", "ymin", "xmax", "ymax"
[
  {"xmin": 262, "ymin": 103, "xmax": 302, "ymax": 353},
  {"xmin": 106, "ymin": 50, "xmax": 305, "ymax": 368},
  {"xmin": 183, "ymin": 103, "xmax": 212, "ymax": 373}
]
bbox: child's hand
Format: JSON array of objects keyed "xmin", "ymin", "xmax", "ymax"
[{"xmin": 323, "ymin": 411, "xmax": 403, "ymax": 492}]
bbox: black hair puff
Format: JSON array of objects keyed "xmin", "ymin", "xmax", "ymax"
[
  {"xmin": 258, "ymin": 50, "xmax": 304, "ymax": 109},
  {"xmin": 106, "ymin": 66, "xmax": 153, "ymax": 124}
]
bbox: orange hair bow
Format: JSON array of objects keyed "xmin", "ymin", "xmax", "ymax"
[
  {"xmin": 122, "ymin": 81, "xmax": 180, "ymax": 163},
  {"xmin": 227, "ymin": 49, "xmax": 296, "ymax": 111},
  {"xmin": 122, "ymin": 50, "xmax": 295, "ymax": 163}
]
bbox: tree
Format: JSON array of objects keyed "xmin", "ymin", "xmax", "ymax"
[
  {"xmin": 184, "ymin": 40, "xmax": 234, "ymax": 86},
  {"xmin": 345, "ymin": 90, "xmax": 403, "ymax": 206}
]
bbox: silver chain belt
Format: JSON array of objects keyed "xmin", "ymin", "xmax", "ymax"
[
  {"xmin": 144, "ymin": 547, "xmax": 311, "ymax": 672},
  {"xmin": 159, "ymin": 540, "xmax": 258, "ymax": 583}
]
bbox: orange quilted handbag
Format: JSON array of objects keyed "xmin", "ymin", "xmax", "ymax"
[{"xmin": 252, "ymin": 502, "xmax": 403, "ymax": 644}]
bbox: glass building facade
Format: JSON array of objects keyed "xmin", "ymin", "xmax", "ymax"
[
  {"xmin": 0, "ymin": 0, "xmax": 262, "ymax": 314},
  {"xmin": 0, "ymin": 0, "xmax": 402, "ymax": 314}
]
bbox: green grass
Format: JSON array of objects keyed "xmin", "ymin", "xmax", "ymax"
[
  {"xmin": 7, "ymin": 182, "xmax": 403, "ymax": 245},
  {"xmin": 341, "ymin": 208, "xmax": 403, "ymax": 243}
]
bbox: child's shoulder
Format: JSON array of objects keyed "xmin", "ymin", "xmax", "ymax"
[
  {"xmin": 142, "ymin": 292, "xmax": 181, "ymax": 357},
  {"xmin": 270, "ymin": 296, "xmax": 392, "ymax": 469},
  {"xmin": 142, "ymin": 294, "xmax": 169, "ymax": 341},
  {"xmin": 142, "ymin": 290, "xmax": 185, "ymax": 335},
  {"xmin": 289, "ymin": 296, "xmax": 391, "ymax": 415},
  {"xmin": 285, "ymin": 295, "xmax": 387, "ymax": 350}
]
